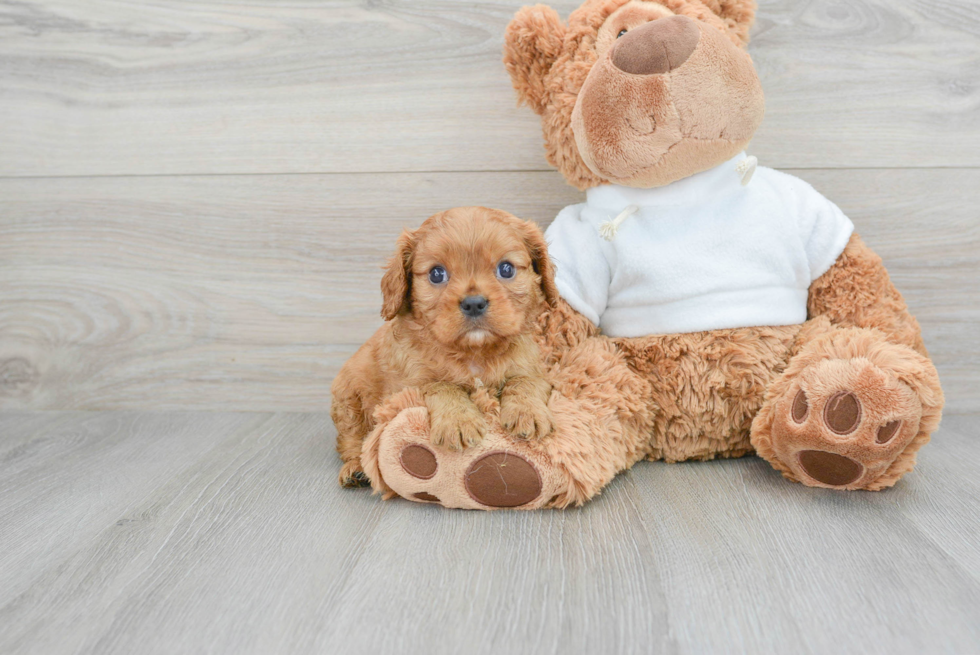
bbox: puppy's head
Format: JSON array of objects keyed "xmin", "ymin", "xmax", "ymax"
[{"xmin": 381, "ymin": 207, "xmax": 558, "ymax": 352}]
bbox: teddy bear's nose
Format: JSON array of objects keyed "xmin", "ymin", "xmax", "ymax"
[{"xmin": 610, "ymin": 15, "xmax": 700, "ymax": 76}]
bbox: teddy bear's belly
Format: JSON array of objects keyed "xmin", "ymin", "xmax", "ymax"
[{"xmin": 612, "ymin": 324, "xmax": 802, "ymax": 462}]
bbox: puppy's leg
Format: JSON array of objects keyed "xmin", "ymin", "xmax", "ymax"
[
  {"xmin": 425, "ymin": 382, "xmax": 486, "ymax": 451},
  {"xmin": 500, "ymin": 375, "xmax": 554, "ymax": 440},
  {"xmin": 331, "ymin": 388, "xmax": 372, "ymax": 487},
  {"xmin": 331, "ymin": 348, "xmax": 378, "ymax": 488}
]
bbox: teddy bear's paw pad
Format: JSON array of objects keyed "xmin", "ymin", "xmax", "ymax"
[
  {"xmin": 771, "ymin": 359, "xmax": 922, "ymax": 489},
  {"xmin": 464, "ymin": 451, "xmax": 542, "ymax": 508},
  {"xmin": 399, "ymin": 444, "xmax": 438, "ymax": 480},
  {"xmin": 797, "ymin": 449, "xmax": 863, "ymax": 486}
]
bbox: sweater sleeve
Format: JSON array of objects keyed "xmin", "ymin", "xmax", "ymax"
[
  {"xmin": 784, "ymin": 174, "xmax": 855, "ymax": 281},
  {"xmin": 545, "ymin": 205, "xmax": 610, "ymax": 327}
]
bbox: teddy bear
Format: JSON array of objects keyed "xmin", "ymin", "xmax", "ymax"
[{"xmin": 339, "ymin": 0, "xmax": 944, "ymax": 509}]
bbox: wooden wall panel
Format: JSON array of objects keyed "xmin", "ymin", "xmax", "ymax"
[
  {"xmin": 2, "ymin": 169, "xmax": 976, "ymax": 411},
  {"xmin": 0, "ymin": 0, "xmax": 977, "ymax": 177}
]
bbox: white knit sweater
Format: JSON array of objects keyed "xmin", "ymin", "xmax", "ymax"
[{"xmin": 546, "ymin": 153, "xmax": 854, "ymax": 337}]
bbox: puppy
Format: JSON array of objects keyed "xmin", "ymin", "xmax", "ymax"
[{"xmin": 331, "ymin": 206, "xmax": 559, "ymax": 487}]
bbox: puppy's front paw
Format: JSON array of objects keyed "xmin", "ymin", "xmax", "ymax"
[
  {"xmin": 501, "ymin": 396, "xmax": 554, "ymax": 441},
  {"xmin": 430, "ymin": 406, "xmax": 486, "ymax": 451},
  {"xmin": 338, "ymin": 460, "xmax": 371, "ymax": 488}
]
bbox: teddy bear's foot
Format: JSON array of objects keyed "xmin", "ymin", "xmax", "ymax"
[
  {"xmin": 770, "ymin": 359, "xmax": 922, "ymax": 489},
  {"xmin": 357, "ymin": 338, "xmax": 655, "ymax": 509},
  {"xmin": 368, "ymin": 406, "xmax": 570, "ymax": 509},
  {"xmin": 753, "ymin": 327, "xmax": 943, "ymax": 491},
  {"xmin": 357, "ymin": 387, "xmax": 576, "ymax": 510}
]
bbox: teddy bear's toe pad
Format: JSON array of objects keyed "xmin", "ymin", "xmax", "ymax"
[
  {"xmin": 823, "ymin": 391, "xmax": 861, "ymax": 434},
  {"xmin": 400, "ymin": 444, "xmax": 437, "ymax": 479},
  {"xmin": 464, "ymin": 452, "xmax": 542, "ymax": 507}
]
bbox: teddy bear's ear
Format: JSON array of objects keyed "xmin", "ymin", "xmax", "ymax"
[
  {"xmin": 503, "ymin": 5, "xmax": 567, "ymax": 115},
  {"xmin": 703, "ymin": 0, "xmax": 756, "ymax": 45}
]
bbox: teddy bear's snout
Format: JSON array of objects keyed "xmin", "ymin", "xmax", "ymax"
[{"xmin": 611, "ymin": 15, "xmax": 700, "ymax": 76}]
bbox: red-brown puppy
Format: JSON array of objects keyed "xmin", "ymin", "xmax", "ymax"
[{"xmin": 331, "ymin": 207, "xmax": 559, "ymax": 487}]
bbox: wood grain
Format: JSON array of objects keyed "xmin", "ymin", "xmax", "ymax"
[
  {"xmin": 628, "ymin": 412, "xmax": 980, "ymax": 654},
  {"xmin": 1, "ymin": 2, "xmax": 976, "ymax": 653},
  {"xmin": 0, "ymin": 411, "xmax": 271, "ymax": 602},
  {"xmin": 1, "ymin": 169, "xmax": 976, "ymax": 412},
  {"xmin": 0, "ymin": 411, "xmax": 977, "ymax": 654},
  {"xmin": 899, "ymin": 414, "xmax": 980, "ymax": 582},
  {"xmin": 0, "ymin": 0, "xmax": 978, "ymax": 178}
]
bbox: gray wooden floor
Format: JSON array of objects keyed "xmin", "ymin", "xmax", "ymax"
[
  {"xmin": 2, "ymin": 0, "xmax": 979, "ymax": 653},
  {"xmin": 0, "ymin": 411, "xmax": 978, "ymax": 654}
]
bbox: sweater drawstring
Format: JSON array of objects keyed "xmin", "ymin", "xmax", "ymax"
[
  {"xmin": 599, "ymin": 204, "xmax": 639, "ymax": 241},
  {"xmin": 736, "ymin": 155, "xmax": 758, "ymax": 186},
  {"xmin": 598, "ymin": 156, "xmax": 754, "ymax": 240}
]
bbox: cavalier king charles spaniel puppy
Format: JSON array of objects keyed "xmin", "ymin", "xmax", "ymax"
[{"xmin": 331, "ymin": 206, "xmax": 558, "ymax": 487}]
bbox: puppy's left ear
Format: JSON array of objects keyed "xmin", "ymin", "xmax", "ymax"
[
  {"xmin": 521, "ymin": 220, "xmax": 559, "ymax": 308},
  {"xmin": 380, "ymin": 229, "xmax": 415, "ymax": 320}
]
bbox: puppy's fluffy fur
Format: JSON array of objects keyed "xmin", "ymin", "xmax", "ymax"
[{"xmin": 331, "ymin": 207, "xmax": 559, "ymax": 487}]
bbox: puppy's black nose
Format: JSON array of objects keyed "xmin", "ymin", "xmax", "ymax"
[{"xmin": 460, "ymin": 295, "xmax": 489, "ymax": 318}]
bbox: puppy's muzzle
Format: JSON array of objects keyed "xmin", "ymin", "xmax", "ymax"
[{"xmin": 459, "ymin": 295, "xmax": 489, "ymax": 319}]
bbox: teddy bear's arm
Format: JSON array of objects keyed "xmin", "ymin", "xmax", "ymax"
[
  {"xmin": 503, "ymin": 5, "xmax": 566, "ymax": 115},
  {"xmin": 807, "ymin": 233, "xmax": 927, "ymax": 355}
]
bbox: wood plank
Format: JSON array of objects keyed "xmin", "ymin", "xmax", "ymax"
[
  {"xmin": 0, "ymin": 412, "xmax": 393, "ymax": 655},
  {"xmin": 627, "ymin": 420, "xmax": 980, "ymax": 654},
  {"xmin": 2, "ymin": 168, "xmax": 975, "ymax": 411},
  {"xmin": 0, "ymin": 411, "xmax": 977, "ymax": 654},
  {"xmin": 0, "ymin": 170, "xmax": 580, "ymax": 411},
  {"xmin": 316, "ymin": 472, "xmax": 672, "ymax": 655},
  {"xmin": 897, "ymin": 413, "xmax": 980, "ymax": 581},
  {"xmin": 0, "ymin": 411, "xmax": 75, "ymax": 456},
  {"xmin": 0, "ymin": 0, "xmax": 977, "ymax": 177},
  {"xmin": 0, "ymin": 411, "xmax": 271, "ymax": 602}
]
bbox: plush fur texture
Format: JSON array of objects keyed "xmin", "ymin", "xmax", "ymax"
[
  {"xmin": 504, "ymin": 0, "xmax": 763, "ymax": 189},
  {"xmin": 331, "ymin": 207, "xmax": 558, "ymax": 487},
  {"xmin": 357, "ymin": 232, "xmax": 942, "ymax": 506},
  {"xmin": 360, "ymin": 331, "xmax": 655, "ymax": 509},
  {"xmin": 571, "ymin": 12, "xmax": 763, "ymax": 186},
  {"xmin": 339, "ymin": 0, "xmax": 944, "ymax": 508}
]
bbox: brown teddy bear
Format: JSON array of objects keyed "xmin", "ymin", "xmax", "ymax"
[{"xmin": 339, "ymin": 0, "xmax": 944, "ymax": 509}]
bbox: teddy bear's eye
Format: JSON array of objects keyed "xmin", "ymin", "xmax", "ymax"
[
  {"xmin": 617, "ymin": 28, "xmax": 628, "ymax": 38},
  {"xmin": 428, "ymin": 266, "xmax": 448, "ymax": 285}
]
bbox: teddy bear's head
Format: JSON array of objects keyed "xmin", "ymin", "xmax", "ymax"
[{"xmin": 504, "ymin": 0, "xmax": 764, "ymax": 190}]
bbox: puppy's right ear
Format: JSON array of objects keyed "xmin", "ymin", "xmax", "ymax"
[
  {"xmin": 503, "ymin": 5, "xmax": 566, "ymax": 116},
  {"xmin": 380, "ymin": 229, "xmax": 415, "ymax": 321}
]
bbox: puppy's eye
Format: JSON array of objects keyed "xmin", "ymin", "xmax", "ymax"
[
  {"xmin": 428, "ymin": 266, "xmax": 448, "ymax": 285},
  {"xmin": 617, "ymin": 28, "xmax": 628, "ymax": 38},
  {"xmin": 496, "ymin": 261, "xmax": 516, "ymax": 280}
]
